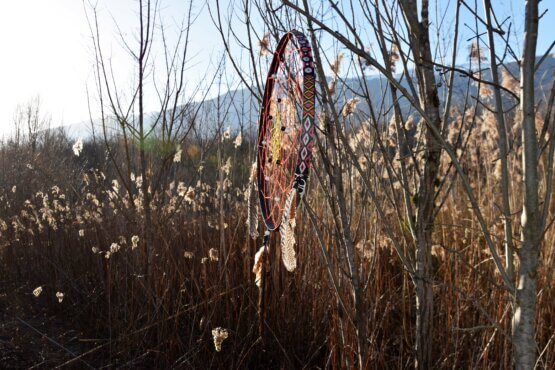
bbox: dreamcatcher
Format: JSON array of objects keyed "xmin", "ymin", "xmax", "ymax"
[{"xmin": 247, "ymin": 29, "xmax": 315, "ymax": 304}]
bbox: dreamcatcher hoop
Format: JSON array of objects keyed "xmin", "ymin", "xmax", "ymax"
[
  {"xmin": 251, "ymin": 29, "xmax": 316, "ymax": 342},
  {"xmin": 256, "ymin": 29, "xmax": 316, "ymax": 232}
]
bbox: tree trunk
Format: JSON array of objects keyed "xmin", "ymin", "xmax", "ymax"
[
  {"xmin": 514, "ymin": 1, "xmax": 540, "ymax": 369},
  {"xmin": 399, "ymin": 1, "xmax": 442, "ymax": 368},
  {"xmin": 302, "ymin": 8, "xmax": 367, "ymax": 365},
  {"xmin": 139, "ymin": 0, "xmax": 154, "ymax": 285},
  {"xmin": 483, "ymin": 0, "xmax": 515, "ymax": 282}
]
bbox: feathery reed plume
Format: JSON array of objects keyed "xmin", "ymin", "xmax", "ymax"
[
  {"xmin": 405, "ymin": 115, "xmax": 415, "ymax": 130},
  {"xmin": 330, "ymin": 52, "xmax": 344, "ymax": 77},
  {"xmin": 501, "ymin": 66, "xmax": 519, "ymax": 94},
  {"xmin": 208, "ymin": 248, "xmax": 219, "ymax": 262},
  {"xmin": 328, "ymin": 78, "xmax": 337, "ymax": 96},
  {"xmin": 342, "ymin": 97, "xmax": 360, "ymax": 117},
  {"xmin": 358, "ymin": 47, "xmax": 373, "ymax": 70},
  {"xmin": 468, "ymin": 41, "xmax": 486, "ymax": 61},
  {"xmin": 389, "ymin": 44, "xmax": 400, "ymax": 73},
  {"xmin": 472, "ymin": 70, "xmax": 492, "ymax": 98},
  {"xmin": 246, "ymin": 162, "xmax": 259, "ymax": 238},
  {"xmin": 131, "ymin": 235, "xmax": 139, "ymax": 250},
  {"xmin": 258, "ymin": 32, "xmax": 270, "ymax": 56},
  {"xmin": 222, "ymin": 127, "xmax": 231, "ymax": 140},
  {"xmin": 233, "ymin": 132, "xmax": 242, "ymax": 148},
  {"xmin": 33, "ymin": 286, "xmax": 43, "ymax": 297},
  {"xmin": 279, "ymin": 188, "xmax": 297, "ymax": 272},
  {"xmin": 479, "ymin": 81, "xmax": 493, "ymax": 98},
  {"xmin": 356, "ymin": 240, "xmax": 374, "ymax": 260},
  {"xmin": 72, "ymin": 139, "xmax": 83, "ymax": 156},
  {"xmin": 173, "ymin": 147, "xmax": 182, "ymax": 163},
  {"xmin": 211, "ymin": 327, "xmax": 229, "ymax": 352}
]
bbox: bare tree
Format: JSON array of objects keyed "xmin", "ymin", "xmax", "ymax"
[
  {"xmin": 212, "ymin": 0, "xmax": 553, "ymax": 368},
  {"xmin": 483, "ymin": 0, "xmax": 515, "ymax": 284},
  {"xmin": 86, "ymin": 0, "xmax": 215, "ymax": 283},
  {"xmin": 12, "ymin": 96, "xmax": 51, "ymax": 151}
]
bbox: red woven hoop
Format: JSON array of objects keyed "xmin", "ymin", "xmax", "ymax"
[{"xmin": 257, "ymin": 30, "xmax": 316, "ymax": 231}]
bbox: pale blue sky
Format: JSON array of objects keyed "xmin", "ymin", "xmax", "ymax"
[
  {"xmin": 0, "ymin": 0, "xmax": 223, "ymax": 135},
  {"xmin": 0, "ymin": 1, "xmax": 553, "ymax": 135}
]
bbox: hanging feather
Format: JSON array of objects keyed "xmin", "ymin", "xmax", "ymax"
[
  {"xmin": 252, "ymin": 245, "xmax": 266, "ymax": 288},
  {"xmin": 246, "ymin": 162, "xmax": 259, "ymax": 238},
  {"xmin": 280, "ymin": 188, "xmax": 297, "ymax": 272}
]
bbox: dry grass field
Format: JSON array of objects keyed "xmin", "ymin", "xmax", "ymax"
[
  {"xmin": 0, "ymin": 101, "xmax": 553, "ymax": 368},
  {"xmin": 0, "ymin": 1, "xmax": 554, "ymax": 368}
]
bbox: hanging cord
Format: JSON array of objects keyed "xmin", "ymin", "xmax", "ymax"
[{"xmin": 263, "ymin": 229, "xmax": 270, "ymax": 248}]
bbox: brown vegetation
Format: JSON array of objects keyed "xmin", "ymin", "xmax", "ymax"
[
  {"xmin": 0, "ymin": 96, "xmax": 553, "ymax": 368},
  {"xmin": 0, "ymin": 0, "xmax": 554, "ymax": 368}
]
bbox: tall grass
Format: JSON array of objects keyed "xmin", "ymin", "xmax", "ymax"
[{"xmin": 0, "ymin": 110, "xmax": 553, "ymax": 368}]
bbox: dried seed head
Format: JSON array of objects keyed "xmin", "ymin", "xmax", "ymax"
[
  {"xmin": 233, "ymin": 132, "xmax": 242, "ymax": 148},
  {"xmin": 468, "ymin": 42, "xmax": 486, "ymax": 61},
  {"xmin": 72, "ymin": 139, "xmax": 83, "ymax": 156},
  {"xmin": 431, "ymin": 245, "xmax": 445, "ymax": 260},
  {"xmin": 221, "ymin": 157, "xmax": 232, "ymax": 176},
  {"xmin": 173, "ymin": 147, "xmax": 182, "ymax": 163},
  {"xmin": 212, "ymin": 327, "xmax": 229, "ymax": 352},
  {"xmin": 208, "ymin": 248, "xmax": 219, "ymax": 262},
  {"xmin": 358, "ymin": 47, "xmax": 373, "ymax": 70},
  {"xmin": 112, "ymin": 179, "xmax": 120, "ymax": 194},
  {"xmin": 330, "ymin": 52, "xmax": 344, "ymax": 76},
  {"xmin": 328, "ymin": 78, "xmax": 337, "ymax": 96},
  {"xmin": 258, "ymin": 32, "xmax": 270, "ymax": 56},
  {"xmin": 131, "ymin": 235, "xmax": 139, "ymax": 250},
  {"xmin": 33, "ymin": 286, "xmax": 43, "ymax": 297},
  {"xmin": 356, "ymin": 240, "xmax": 374, "ymax": 260},
  {"xmin": 358, "ymin": 155, "xmax": 368, "ymax": 171},
  {"xmin": 501, "ymin": 67, "xmax": 519, "ymax": 94},
  {"xmin": 479, "ymin": 82, "xmax": 493, "ymax": 99},
  {"xmin": 389, "ymin": 44, "xmax": 400, "ymax": 73},
  {"xmin": 405, "ymin": 115, "xmax": 414, "ymax": 130},
  {"xmin": 109, "ymin": 243, "xmax": 120, "ymax": 254},
  {"xmin": 342, "ymin": 98, "xmax": 359, "ymax": 117}
]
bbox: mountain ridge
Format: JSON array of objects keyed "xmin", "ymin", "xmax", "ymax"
[{"xmin": 60, "ymin": 55, "xmax": 554, "ymax": 139}]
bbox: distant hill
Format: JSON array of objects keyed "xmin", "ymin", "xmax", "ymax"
[{"xmin": 62, "ymin": 55, "xmax": 554, "ymax": 139}]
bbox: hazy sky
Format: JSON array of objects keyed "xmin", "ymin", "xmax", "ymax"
[
  {"xmin": 0, "ymin": 0, "xmax": 223, "ymax": 135},
  {"xmin": 0, "ymin": 1, "xmax": 553, "ymax": 136}
]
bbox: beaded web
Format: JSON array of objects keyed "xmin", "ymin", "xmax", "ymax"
[{"xmin": 257, "ymin": 30, "xmax": 315, "ymax": 231}]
